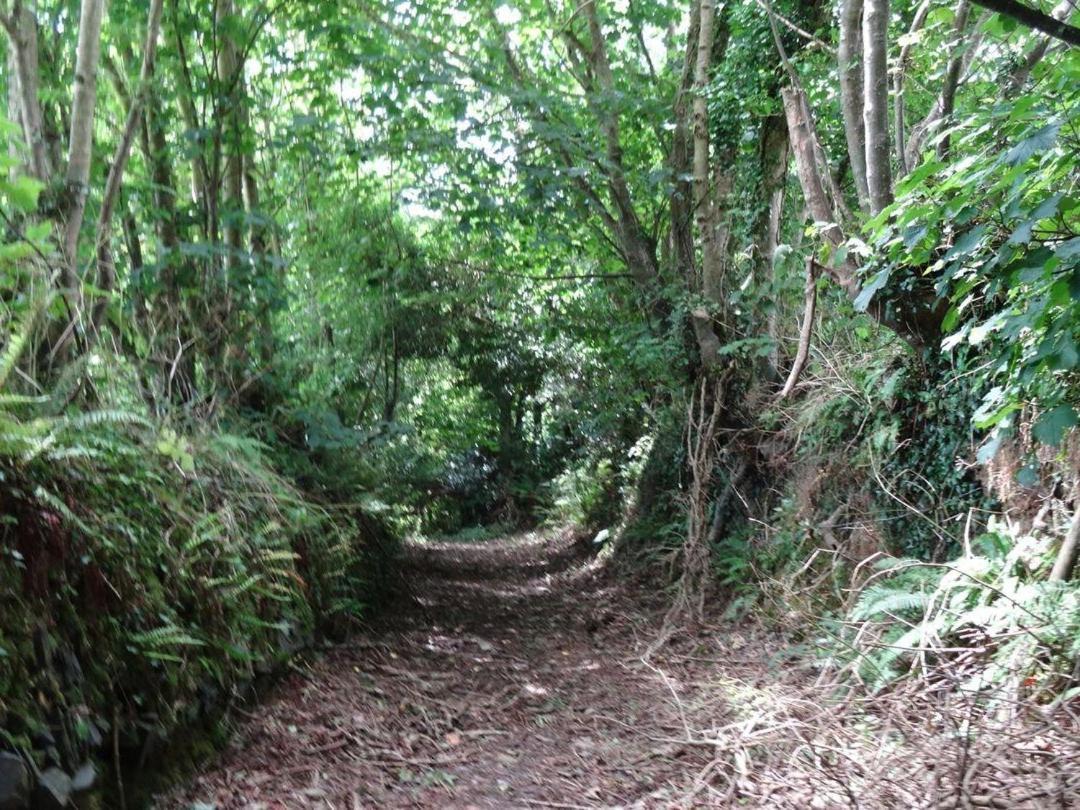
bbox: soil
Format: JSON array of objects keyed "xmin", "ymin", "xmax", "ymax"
[
  {"xmin": 156, "ymin": 530, "xmax": 1080, "ymax": 809},
  {"xmin": 155, "ymin": 530, "xmax": 786, "ymax": 809}
]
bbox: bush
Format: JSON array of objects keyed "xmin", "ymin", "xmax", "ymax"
[{"xmin": 0, "ymin": 345, "xmax": 396, "ymax": 791}]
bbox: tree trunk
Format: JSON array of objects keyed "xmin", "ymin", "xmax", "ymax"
[
  {"xmin": 904, "ymin": 2, "xmax": 975, "ymax": 171},
  {"xmin": 582, "ymin": 0, "xmax": 663, "ymax": 303},
  {"xmin": 216, "ymin": 0, "xmax": 244, "ymax": 275},
  {"xmin": 60, "ymin": 0, "xmax": 106, "ymax": 316},
  {"xmin": 862, "ymin": 0, "xmax": 892, "ymax": 215},
  {"xmin": 783, "ymin": 86, "xmax": 941, "ymax": 348},
  {"xmin": 754, "ymin": 114, "xmax": 789, "ymax": 382},
  {"xmin": 1, "ymin": 3, "xmax": 51, "ymax": 180},
  {"xmin": 838, "ymin": 0, "xmax": 869, "ymax": 210},
  {"xmin": 692, "ymin": 0, "xmax": 716, "ymax": 296},
  {"xmin": 1050, "ymin": 496, "xmax": 1080, "ymax": 582},
  {"xmin": 893, "ymin": 0, "xmax": 932, "ymax": 175},
  {"xmin": 169, "ymin": 0, "xmax": 210, "ymax": 220},
  {"xmin": 92, "ymin": 0, "xmax": 164, "ymax": 332},
  {"xmin": 144, "ymin": 90, "xmax": 196, "ymax": 402},
  {"xmin": 668, "ymin": 0, "xmax": 700, "ymax": 287}
]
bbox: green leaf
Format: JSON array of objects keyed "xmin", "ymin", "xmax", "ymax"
[
  {"xmin": 3, "ymin": 175, "xmax": 43, "ymax": 212},
  {"xmin": 1055, "ymin": 236, "xmax": 1080, "ymax": 260},
  {"xmin": 854, "ymin": 269, "xmax": 890, "ymax": 312},
  {"xmin": 1004, "ymin": 122, "xmax": 1061, "ymax": 166},
  {"xmin": 1032, "ymin": 405, "xmax": 1077, "ymax": 446}
]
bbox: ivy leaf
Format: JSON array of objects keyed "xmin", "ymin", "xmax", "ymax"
[{"xmin": 1032, "ymin": 404, "xmax": 1077, "ymax": 446}]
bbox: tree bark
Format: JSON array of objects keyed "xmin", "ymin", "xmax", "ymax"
[
  {"xmin": 755, "ymin": 114, "xmax": 789, "ymax": 381},
  {"xmin": 905, "ymin": 2, "xmax": 975, "ymax": 170},
  {"xmin": 92, "ymin": 0, "xmax": 164, "ymax": 332},
  {"xmin": 862, "ymin": 0, "xmax": 892, "ymax": 215},
  {"xmin": 669, "ymin": 0, "xmax": 701, "ymax": 287},
  {"xmin": 581, "ymin": 0, "xmax": 662, "ymax": 300},
  {"xmin": 169, "ymin": 0, "xmax": 210, "ymax": 219},
  {"xmin": 692, "ymin": 0, "xmax": 725, "ymax": 304},
  {"xmin": 779, "ymin": 258, "xmax": 818, "ymax": 399},
  {"xmin": 61, "ymin": 0, "xmax": 107, "ymax": 311},
  {"xmin": 838, "ymin": 0, "xmax": 869, "ymax": 210},
  {"xmin": 783, "ymin": 85, "xmax": 940, "ymax": 348},
  {"xmin": 970, "ymin": 0, "xmax": 1080, "ymax": 45},
  {"xmin": 893, "ymin": 0, "xmax": 932, "ymax": 175},
  {"xmin": 1050, "ymin": 497, "xmax": 1080, "ymax": 582},
  {"xmin": 1, "ymin": 2, "xmax": 51, "ymax": 180},
  {"xmin": 216, "ymin": 0, "xmax": 244, "ymax": 276}
]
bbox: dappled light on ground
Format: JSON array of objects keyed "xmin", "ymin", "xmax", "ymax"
[{"xmin": 158, "ymin": 532, "xmax": 1078, "ymax": 808}]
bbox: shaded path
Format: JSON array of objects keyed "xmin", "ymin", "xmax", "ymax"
[
  {"xmin": 158, "ymin": 530, "xmax": 1080, "ymax": 808},
  {"xmin": 157, "ymin": 530, "xmax": 779, "ymax": 808}
]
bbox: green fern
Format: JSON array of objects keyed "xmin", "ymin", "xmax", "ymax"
[{"xmin": 851, "ymin": 584, "xmax": 931, "ymax": 621}]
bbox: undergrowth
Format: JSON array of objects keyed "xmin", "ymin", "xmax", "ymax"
[{"xmin": 0, "ymin": 312, "xmax": 396, "ymax": 792}]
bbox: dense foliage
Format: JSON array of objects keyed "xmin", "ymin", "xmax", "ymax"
[{"xmin": 0, "ymin": 0, "xmax": 1077, "ymax": 803}]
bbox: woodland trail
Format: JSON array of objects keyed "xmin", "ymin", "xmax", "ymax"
[{"xmin": 156, "ymin": 531, "xmax": 794, "ymax": 809}]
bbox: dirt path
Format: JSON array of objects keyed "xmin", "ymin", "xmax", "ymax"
[{"xmin": 156, "ymin": 530, "xmax": 787, "ymax": 809}]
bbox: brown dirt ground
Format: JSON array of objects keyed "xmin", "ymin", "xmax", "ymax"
[
  {"xmin": 155, "ymin": 530, "xmax": 793, "ymax": 809},
  {"xmin": 156, "ymin": 530, "xmax": 1080, "ymax": 809}
]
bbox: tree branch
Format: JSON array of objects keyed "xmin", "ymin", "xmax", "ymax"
[
  {"xmin": 970, "ymin": 0, "xmax": 1080, "ymax": 46},
  {"xmin": 92, "ymin": 0, "xmax": 165, "ymax": 332}
]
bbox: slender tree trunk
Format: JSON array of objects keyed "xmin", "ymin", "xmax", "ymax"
[
  {"xmin": 169, "ymin": 0, "xmax": 210, "ymax": 222},
  {"xmin": 92, "ymin": 0, "xmax": 164, "ymax": 332},
  {"xmin": 145, "ymin": 91, "xmax": 196, "ymax": 402},
  {"xmin": 838, "ymin": 0, "xmax": 869, "ymax": 210},
  {"xmin": 60, "ymin": 0, "xmax": 106, "ymax": 314},
  {"xmin": 893, "ymin": 0, "xmax": 932, "ymax": 175},
  {"xmin": 862, "ymin": 0, "xmax": 892, "ymax": 214},
  {"xmin": 2, "ymin": 3, "xmax": 51, "ymax": 180},
  {"xmin": 904, "ymin": 1, "xmax": 975, "ymax": 170},
  {"xmin": 217, "ymin": 0, "xmax": 244, "ymax": 275},
  {"xmin": 935, "ymin": 1, "xmax": 971, "ymax": 160},
  {"xmin": 692, "ymin": 0, "xmax": 717, "ymax": 294},
  {"xmin": 779, "ymin": 258, "xmax": 818, "ymax": 399},
  {"xmin": 754, "ymin": 114, "xmax": 789, "ymax": 382},
  {"xmin": 582, "ymin": 0, "xmax": 662, "ymax": 300},
  {"xmin": 1050, "ymin": 497, "xmax": 1080, "ymax": 582}
]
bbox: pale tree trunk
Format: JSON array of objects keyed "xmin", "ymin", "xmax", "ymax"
[
  {"xmin": 779, "ymin": 258, "xmax": 818, "ymax": 399},
  {"xmin": 61, "ymin": 0, "xmax": 106, "ymax": 310},
  {"xmin": 692, "ymin": 0, "xmax": 717, "ymax": 294},
  {"xmin": 862, "ymin": 0, "xmax": 891, "ymax": 215},
  {"xmin": 838, "ymin": 0, "xmax": 869, "ymax": 210},
  {"xmin": 1050, "ymin": 494, "xmax": 1080, "ymax": 582},
  {"xmin": 1, "ymin": 2, "xmax": 51, "ymax": 180},
  {"xmin": 92, "ymin": 0, "xmax": 164, "ymax": 332},
  {"xmin": 893, "ymin": 0, "xmax": 932, "ymax": 175}
]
